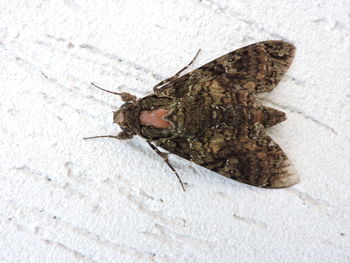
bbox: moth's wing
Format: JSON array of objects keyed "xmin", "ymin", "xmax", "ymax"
[
  {"xmin": 154, "ymin": 40, "xmax": 297, "ymax": 188},
  {"xmin": 157, "ymin": 128, "xmax": 298, "ymax": 188},
  {"xmin": 156, "ymin": 40, "xmax": 295, "ymax": 96}
]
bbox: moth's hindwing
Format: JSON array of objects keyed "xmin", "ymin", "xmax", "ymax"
[{"xmin": 150, "ymin": 40, "xmax": 298, "ymax": 188}]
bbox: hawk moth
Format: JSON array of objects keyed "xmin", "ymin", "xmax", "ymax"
[{"xmin": 86, "ymin": 41, "xmax": 299, "ymax": 190}]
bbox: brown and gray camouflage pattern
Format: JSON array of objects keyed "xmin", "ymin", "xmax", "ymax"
[{"xmin": 111, "ymin": 41, "xmax": 299, "ymax": 188}]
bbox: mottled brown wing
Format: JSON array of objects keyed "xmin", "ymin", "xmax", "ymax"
[
  {"xmin": 157, "ymin": 127, "xmax": 298, "ymax": 188},
  {"xmin": 153, "ymin": 41, "xmax": 297, "ymax": 188},
  {"xmin": 155, "ymin": 40, "xmax": 295, "ymax": 97}
]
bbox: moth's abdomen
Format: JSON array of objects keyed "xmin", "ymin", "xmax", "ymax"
[{"xmin": 253, "ymin": 107, "xmax": 286, "ymax": 128}]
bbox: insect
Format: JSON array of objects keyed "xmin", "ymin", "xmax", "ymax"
[{"xmin": 85, "ymin": 41, "xmax": 299, "ymax": 190}]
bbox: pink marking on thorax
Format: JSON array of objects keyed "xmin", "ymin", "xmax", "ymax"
[{"xmin": 139, "ymin": 108, "xmax": 172, "ymax": 128}]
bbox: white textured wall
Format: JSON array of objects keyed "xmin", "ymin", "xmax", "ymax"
[{"xmin": 1, "ymin": 1, "xmax": 349, "ymax": 262}]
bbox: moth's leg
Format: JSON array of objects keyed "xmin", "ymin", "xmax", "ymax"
[
  {"xmin": 147, "ymin": 142, "xmax": 185, "ymax": 191},
  {"xmin": 172, "ymin": 49, "xmax": 201, "ymax": 77},
  {"xmin": 91, "ymin": 83, "xmax": 137, "ymax": 103},
  {"xmin": 153, "ymin": 49, "xmax": 201, "ymax": 91},
  {"xmin": 84, "ymin": 131, "xmax": 133, "ymax": 140}
]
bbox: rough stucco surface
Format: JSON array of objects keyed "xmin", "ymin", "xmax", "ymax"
[{"xmin": 0, "ymin": 0, "xmax": 349, "ymax": 262}]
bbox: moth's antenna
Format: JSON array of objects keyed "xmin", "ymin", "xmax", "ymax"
[
  {"xmin": 90, "ymin": 82, "xmax": 137, "ymax": 102},
  {"xmin": 84, "ymin": 131, "xmax": 133, "ymax": 141},
  {"xmin": 83, "ymin": 135, "xmax": 120, "ymax": 140},
  {"xmin": 91, "ymin": 82, "xmax": 123, "ymax": 96}
]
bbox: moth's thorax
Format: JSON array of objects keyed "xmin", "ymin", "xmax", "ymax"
[
  {"xmin": 135, "ymin": 95, "xmax": 178, "ymax": 139},
  {"xmin": 139, "ymin": 108, "xmax": 172, "ymax": 128}
]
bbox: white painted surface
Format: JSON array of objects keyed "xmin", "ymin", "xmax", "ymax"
[{"xmin": 1, "ymin": 0, "xmax": 349, "ymax": 262}]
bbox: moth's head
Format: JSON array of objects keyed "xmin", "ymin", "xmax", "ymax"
[{"xmin": 113, "ymin": 102, "xmax": 138, "ymax": 139}]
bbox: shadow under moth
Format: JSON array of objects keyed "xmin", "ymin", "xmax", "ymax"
[{"xmin": 86, "ymin": 40, "xmax": 299, "ymax": 190}]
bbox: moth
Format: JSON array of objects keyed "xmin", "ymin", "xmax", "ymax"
[{"xmin": 86, "ymin": 41, "xmax": 299, "ymax": 190}]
